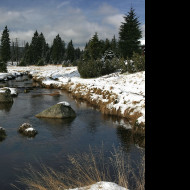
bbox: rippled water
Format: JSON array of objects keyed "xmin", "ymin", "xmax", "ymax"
[{"xmin": 0, "ymin": 76, "xmax": 145, "ymax": 189}]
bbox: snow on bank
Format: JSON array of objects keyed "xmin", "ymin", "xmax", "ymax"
[
  {"xmin": 7, "ymin": 65, "xmax": 145, "ymax": 126},
  {"xmin": 69, "ymin": 181, "xmax": 127, "ymax": 190},
  {"xmin": 0, "ymin": 70, "xmax": 27, "ymax": 81}
]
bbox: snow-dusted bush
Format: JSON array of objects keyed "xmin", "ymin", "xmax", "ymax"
[
  {"xmin": 126, "ymin": 53, "xmax": 145, "ymax": 73},
  {"xmin": 78, "ymin": 50, "xmax": 121, "ymax": 78},
  {"xmin": 78, "ymin": 59, "xmax": 102, "ymax": 78}
]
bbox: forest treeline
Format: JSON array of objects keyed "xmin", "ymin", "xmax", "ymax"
[{"xmin": 0, "ymin": 8, "xmax": 145, "ymax": 77}]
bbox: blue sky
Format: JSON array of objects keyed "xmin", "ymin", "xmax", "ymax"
[{"xmin": 0, "ymin": 0, "xmax": 145, "ymax": 49}]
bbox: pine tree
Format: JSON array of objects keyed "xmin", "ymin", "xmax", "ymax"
[
  {"xmin": 66, "ymin": 40, "xmax": 75, "ymax": 62},
  {"xmin": 30, "ymin": 30, "xmax": 39, "ymax": 64},
  {"xmin": 119, "ymin": 8, "xmax": 142, "ymax": 59},
  {"xmin": 38, "ymin": 32, "xmax": 46, "ymax": 59},
  {"xmin": 111, "ymin": 35, "xmax": 118, "ymax": 54},
  {"xmin": 44, "ymin": 43, "xmax": 51, "ymax": 64},
  {"xmin": 21, "ymin": 42, "xmax": 30, "ymax": 66},
  {"xmin": 51, "ymin": 34, "xmax": 65, "ymax": 64},
  {"xmin": 82, "ymin": 42, "xmax": 90, "ymax": 60},
  {"xmin": 88, "ymin": 32, "xmax": 101, "ymax": 60},
  {"xmin": 104, "ymin": 38, "xmax": 111, "ymax": 52},
  {"xmin": 74, "ymin": 47, "xmax": 81, "ymax": 60},
  {"xmin": 0, "ymin": 26, "xmax": 11, "ymax": 72}
]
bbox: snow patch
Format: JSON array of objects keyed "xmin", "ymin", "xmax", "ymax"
[
  {"xmin": 57, "ymin": 101, "xmax": 71, "ymax": 107},
  {"xmin": 68, "ymin": 181, "xmax": 128, "ymax": 190}
]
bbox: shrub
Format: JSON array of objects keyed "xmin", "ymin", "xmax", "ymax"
[
  {"xmin": 126, "ymin": 53, "xmax": 145, "ymax": 73},
  {"xmin": 0, "ymin": 59, "xmax": 7, "ymax": 73},
  {"xmin": 101, "ymin": 58, "xmax": 118, "ymax": 75},
  {"xmin": 116, "ymin": 57, "xmax": 127, "ymax": 73},
  {"xmin": 78, "ymin": 50, "xmax": 122, "ymax": 78},
  {"xmin": 78, "ymin": 59, "xmax": 102, "ymax": 78}
]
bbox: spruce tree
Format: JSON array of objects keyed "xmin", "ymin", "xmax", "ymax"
[
  {"xmin": 66, "ymin": 40, "xmax": 75, "ymax": 62},
  {"xmin": 104, "ymin": 38, "xmax": 111, "ymax": 52},
  {"xmin": 89, "ymin": 32, "xmax": 101, "ymax": 60},
  {"xmin": 30, "ymin": 30, "xmax": 39, "ymax": 64},
  {"xmin": 119, "ymin": 8, "xmax": 142, "ymax": 59},
  {"xmin": 38, "ymin": 32, "xmax": 46, "ymax": 59},
  {"xmin": 111, "ymin": 35, "xmax": 118, "ymax": 54},
  {"xmin": 44, "ymin": 43, "xmax": 51, "ymax": 64},
  {"xmin": 0, "ymin": 26, "xmax": 11, "ymax": 72},
  {"xmin": 74, "ymin": 47, "xmax": 81, "ymax": 60},
  {"xmin": 21, "ymin": 42, "xmax": 31, "ymax": 66},
  {"xmin": 51, "ymin": 34, "xmax": 65, "ymax": 64}
]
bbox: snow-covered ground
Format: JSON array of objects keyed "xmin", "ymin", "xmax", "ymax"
[
  {"xmin": 68, "ymin": 181, "xmax": 127, "ymax": 190},
  {"xmin": 5, "ymin": 65, "xmax": 145, "ymax": 126}
]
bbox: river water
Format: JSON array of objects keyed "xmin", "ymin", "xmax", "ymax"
[{"xmin": 0, "ymin": 75, "xmax": 145, "ymax": 190}]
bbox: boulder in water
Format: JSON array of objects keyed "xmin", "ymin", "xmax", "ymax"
[
  {"xmin": 36, "ymin": 101, "xmax": 76, "ymax": 119},
  {"xmin": 18, "ymin": 123, "xmax": 38, "ymax": 137},
  {"xmin": 0, "ymin": 88, "xmax": 13, "ymax": 103}
]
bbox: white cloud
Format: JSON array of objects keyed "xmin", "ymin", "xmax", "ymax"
[
  {"xmin": 97, "ymin": 3, "xmax": 118, "ymax": 15},
  {"xmin": 141, "ymin": 24, "xmax": 145, "ymax": 39},
  {"xmin": 9, "ymin": 30, "xmax": 34, "ymax": 45},
  {"xmin": 57, "ymin": 1, "xmax": 70, "ymax": 9},
  {"xmin": 103, "ymin": 14, "xmax": 124, "ymax": 29},
  {"xmin": 0, "ymin": 9, "xmax": 24, "ymax": 26},
  {"xmin": 0, "ymin": 4, "xmax": 129, "ymax": 49}
]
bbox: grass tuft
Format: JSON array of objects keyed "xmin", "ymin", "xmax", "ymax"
[{"xmin": 12, "ymin": 146, "xmax": 145, "ymax": 190}]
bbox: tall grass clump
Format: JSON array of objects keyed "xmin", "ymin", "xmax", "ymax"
[{"xmin": 13, "ymin": 146, "xmax": 145, "ymax": 190}]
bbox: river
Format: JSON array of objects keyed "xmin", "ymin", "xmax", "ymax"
[{"xmin": 0, "ymin": 75, "xmax": 145, "ymax": 189}]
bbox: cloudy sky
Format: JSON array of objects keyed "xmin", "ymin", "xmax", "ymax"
[{"xmin": 0, "ymin": 0, "xmax": 145, "ymax": 49}]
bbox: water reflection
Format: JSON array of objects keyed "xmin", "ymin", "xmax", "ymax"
[
  {"xmin": 38, "ymin": 117, "xmax": 75, "ymax": 138},
  {"xmin": 102, "ymin": 115, "xmax": 131, "ymax": 129},
  {"xmin": 0, "ymin": 102, "xmax": 13, "ymax": 112},
  {"xmin": 116, "ymin": 126, "xmax": 145, "ymax": 150},
  {"xmin": 0, "ymin": 135, "xmax": 6, "ymax": 142}
]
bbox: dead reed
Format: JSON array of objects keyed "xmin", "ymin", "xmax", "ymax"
[{"xmin": 12, "ymin": 146, "xmax": 145, "ymax": 190}]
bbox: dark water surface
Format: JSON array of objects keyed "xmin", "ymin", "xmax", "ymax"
[{"xmin": 0, "ymin": 76, "xmax": 145, "ymax": 189}]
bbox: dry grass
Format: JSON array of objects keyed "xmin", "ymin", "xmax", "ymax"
[{"xmin": 12, "ymin": 146, "xmax": 145, "ymax": 190}]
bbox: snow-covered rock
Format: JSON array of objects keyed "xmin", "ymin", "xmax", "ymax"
[
  {"xmin": 57, "ymin": 101, "xmax": 71, "ymax": 107},
  {"xmin": 36, "ymin": 102, "xmax": 76, "ymax": 119},
  {"xmin": 0, "ymin": 88, "xmax": 13, "ymax": 103},
  {"xmin": 0, "ymin": 87, "xmax": 18, "ymax": 97},
  {"xmin": 18, "ymin": 123, "xmax": 38, "ymax": 137},
  {"xmin": 0, "ymin": 70, "xmax": 27, "ymax": 81}
]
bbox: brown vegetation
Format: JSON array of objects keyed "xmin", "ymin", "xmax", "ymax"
[{"xmin": 12, "ymin": 146, "xmax": 145, "ymax": 190}]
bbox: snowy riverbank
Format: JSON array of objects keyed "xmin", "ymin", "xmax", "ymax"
[{"xmin": 5, "ymin": 65, "xmax": 145, "ymax": 127}]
